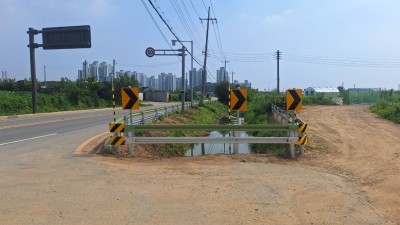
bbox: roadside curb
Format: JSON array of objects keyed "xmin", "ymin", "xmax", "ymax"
[
  {"xmin": 75, "ymin": 132, "xmax": 110, "ymax": 155},
  {"xmin": 0, "ymin": 108, "xmax": 115, "ymax": 121}
]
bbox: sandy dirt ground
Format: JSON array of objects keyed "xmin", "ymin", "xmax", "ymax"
[
  {"xmin": 82, "ymin": 105, "xmax": 399, "ymax": 224},
  {"xmin": 2, "ymin": 105, "xmax": 397, "ymax": 224},
  {"xmin": 296, "ymin": 105, "xmax": 400, "ymax": 224}
]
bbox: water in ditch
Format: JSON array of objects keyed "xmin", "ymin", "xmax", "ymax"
[{"xmin": 185, "ymin": 131, "xmax": 251, "ymax": 156}]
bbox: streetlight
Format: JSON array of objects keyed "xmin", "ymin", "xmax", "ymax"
[{"xmin": 172, "ymin": 40, "xmax": 194, "ymax": 107}]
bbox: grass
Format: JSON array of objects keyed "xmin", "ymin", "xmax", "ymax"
[
  {"xmin": 370, "ymin": 92, "xmax": 400, "ymax": 124},
  {"xmin": 139, "ymin": 101, "xmax": 229, "ymax": 157},
  {"xmin": 0, "ymin": 90, "xmax": 109, "ymax": 116}
]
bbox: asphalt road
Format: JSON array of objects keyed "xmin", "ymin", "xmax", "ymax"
[{"xmin": 0, "ymin": 102, "xmax": 180, "ymax": 146}]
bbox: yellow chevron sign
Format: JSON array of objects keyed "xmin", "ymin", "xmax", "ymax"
[
  {"xmin": 121, "ymin": 87, "xmax": 139, "ymax": 110},
  {"xmin": 109, "ymin": 123, "xmax": 125, "ymax": 133},
  {"xmin": 286, "ymin": 89, "xmax": 302, "ymax": 111},
  {"xmin": 298, "ymin": 135, "xmax": 308, "ymax": 145},
  {"xmin": 110, "ymin": 136, "xmax": 125, "ymax": 145},
  {"xmin": 230, "ymin": 89, "xmax": 247, "ymax": 111},
  {"xmin": 298, "ymin": 124, "xmax": 308, "ymax": 133}
]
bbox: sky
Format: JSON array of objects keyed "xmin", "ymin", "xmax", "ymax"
[{"xmin": 1, "ymin": 0, "xmax": 400, "ymax": 91}]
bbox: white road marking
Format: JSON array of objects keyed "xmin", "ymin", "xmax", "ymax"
[{"xmin": 0, "ymin": 133, "xmax": 58, "ymax": 146}]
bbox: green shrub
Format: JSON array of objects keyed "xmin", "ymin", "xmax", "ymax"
[{"xmin": 370, "ymin": 92, "xmax": 400, "ymax": 124}]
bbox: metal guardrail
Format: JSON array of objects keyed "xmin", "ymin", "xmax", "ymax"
[
  {"xmin": 125, "ymin": 124, "xmax": 298, "ymax": 132},
  {"xmin": 271, "ymin": 104, "xmax": 308, "ymax": 158},
  {"xmin": 127, "ymin": 137, "xmax": 297, "ymax": 144},
  {"xmin": 119, "ymin": 123, "xmax": 299, "ymax": 158},
  {"xmin": 108, "ymin": 102, "xmax": 304, "ymax": 159},
  {"xmin": 120, "ymin": 102, "xmax": 195, "ymax": 125}
]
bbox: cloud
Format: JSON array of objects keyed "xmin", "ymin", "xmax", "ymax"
[{"xmin": 262, "ymin": 9, "xmax": 294, "ymax": 25}]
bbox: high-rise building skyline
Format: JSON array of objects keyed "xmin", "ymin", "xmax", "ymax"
[
  {"xmin": 1, "ymin": 71, "xmax": 8, "ymax": 80},
  {"xmin": 216, "ymin": 67, "xmax": 229, "ymax": 83},
  {"xmin": 77, "ymin": 61, "xmax": 249, "ymax": 92}
]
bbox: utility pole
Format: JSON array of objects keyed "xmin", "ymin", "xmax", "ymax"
[
  {"xmin": 275, "ymin": 50, "xmax": 281, "ymax": 93},
  {"xmin": 44, "ymin": 65, "xmax": 46, "ymax": 88},
  {"xmin": 200, "ymin": 7, "xmax": 217, "ymax": 104},
  {"xmin": 181, "ymin": 46, "xmax": 186, "ymax": 113}
]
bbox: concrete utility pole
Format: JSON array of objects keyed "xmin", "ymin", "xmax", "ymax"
[
  {"xmin": 44, "ymin": 65, "xmax": 46, "ymax": 88},
  {"xmin": 200, "ymin": 7, "xmax": 217, "ymax": 104},
  {"xmin": 275, "ymin": 50, "xmax": 281, "ymax": 93},
  {"xmin": 181, "ymin": 46, "xmax": 186, "ymax": 113}
]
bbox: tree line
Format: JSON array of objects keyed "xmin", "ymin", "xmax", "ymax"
[{"xmin": 0, "ymin": 73, "xmax": 139, "ymax": 115}]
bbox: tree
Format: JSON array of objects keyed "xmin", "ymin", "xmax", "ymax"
[{"xmin": 214, "ymin": 81, "xmax": 229, "ymax": 105}]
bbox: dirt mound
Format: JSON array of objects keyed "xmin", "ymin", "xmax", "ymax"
[{"xmin": 297, "ymin": 105, "xmax": 400, "ymax": 223}]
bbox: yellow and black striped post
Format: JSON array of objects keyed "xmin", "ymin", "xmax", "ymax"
[
  {"xmin": 110, "ymin": 136, "xmax": 125, "ymax": 145},
  {"xmin": 112, "ymin": 82, "xmax": 116, "ymax": 122},
  {"xmin": 109, "ymin": 123, "xmax": 125, "ymax": 146},
  {"xmin": 298, "ymin": 135, "xmax": 308, "ymax": 145},
  {"xmin": 228, "ymin": 86, "xmax": 231, "ymax": 124},
  {"xmin": 298, "ymin": 123, "xmax": 308, "ymax": 133},
  {"xmin": 109, "ymin": 123, "xmax": 125, "ymax": 133},
  {"xmin": 297, "ymin": 123, "xmax": 308, "ymax": 156}
]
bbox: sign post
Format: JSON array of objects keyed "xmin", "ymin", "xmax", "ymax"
[
  {"xmin": 145, "ymin": 47, "xmax": 186, "ymax": 113},
  {"xmin": 229, "ymin": 88, "xmax": 247, "ymax": 154},
  {"xmin": 27, "ymin": 25, "xmax": 91, "ymax": 113}
]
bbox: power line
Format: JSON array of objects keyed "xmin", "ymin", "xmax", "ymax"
[
  {"xmin": 180, "ymin": 0, "xmax": 205, "ymax": 45},
  {"xmin": 141, "ymin": 0, "xmax": 173, "ymax": 50},
  {"xmin": 210, "ymin": 0, "xmax": 225, "ymax": 58},
  {"xmin": 146, "ymin": 0, "xmax": 205, "ymax": 70},
  {"xmin": 169, "ymin": 0, "xmax": 202, "ymax": 48}
]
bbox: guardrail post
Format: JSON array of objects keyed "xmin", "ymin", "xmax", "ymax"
[
  {"xmin": 289, "ymin": 131, "xmax": 295, "ymax": 159},
  {"xmin": 233, "ymin": 110, "xmax": 240, "ymax": 154},
  {"xmin": 130, "ymin": 132, "xmax": 136, "ymax": 156},
  {"xmin": 141, "ymin": 111, "xmax": 145, "ymax": 125},
  {"xmin": 124, "ymin": 115, "xmax": 128, "ymax": 125},
  {"xmin": 127, "ymin": 130, "xmax": 133, "ymax": 156},
  {"xmin": 300, "ymin": 145, "xmax": 305, "ymax": 156}
]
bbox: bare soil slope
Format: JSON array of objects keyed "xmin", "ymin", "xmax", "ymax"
[{"xmin": 297, "ymin": 105, "xmax": 400, "ymax": 223}]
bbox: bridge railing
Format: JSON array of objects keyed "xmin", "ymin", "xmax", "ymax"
[
  {"xmin": 118, "ymin": 99, "xmax": 216, "ymax": 125},
  {"xmin": 120, "ymin": 102, "xmax": 193, "ymax": 125},
  {"xmin": 113, "ymin": 123, "xmax": 299, "ymax": 158}
]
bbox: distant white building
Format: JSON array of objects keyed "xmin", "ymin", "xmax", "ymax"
[{"xmin": 304, "ymin": 87, "xmax": 339, "ymax": 96}]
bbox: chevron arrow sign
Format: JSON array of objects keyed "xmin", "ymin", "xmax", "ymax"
[
  {"xmin": 230, "ymin": 89, "xmax": 247, "ymax": 111},
  {"xmin": 121, "ymin": 87, "xmax": 139, "ymax": 110},
  {"xmin": 286, "ymin": 89, "xmax": 302, "ymax": 111}
]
